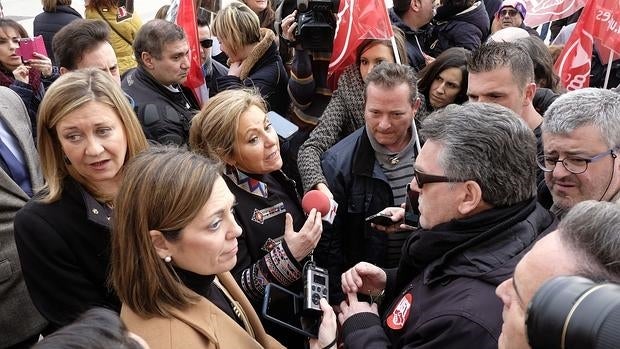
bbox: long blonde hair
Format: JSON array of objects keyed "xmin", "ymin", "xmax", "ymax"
[{"xmin": 36, "ymin": 68, "xmax": 148, "ymax": 203}]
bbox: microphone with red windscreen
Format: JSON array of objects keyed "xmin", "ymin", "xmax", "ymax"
[{"xmin": 301, "ymin": 190, "xmax": 338, "ymax": 224}]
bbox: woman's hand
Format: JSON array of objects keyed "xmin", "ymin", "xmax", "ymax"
[
  {"xmin": 12, "ymin": 64, "xmax": 30, "ymax": 84},
  {"xmin": 314, "ymin": 183, "xmax": 333, "ymax": 200},
  {"xmin": 283, "ymin": 210, "xmax": 322, "ymax": 261},
  {"xmin": 309, "ymin": 298, "xmax": 337, "ymax": 349},
  {"xmin": 27, "ymin": 52, "xmax": 53, "ymax": 77},
  {"xmin": 338, "ymin": 292, "xmax": 379, "ymax": 325},
  {"xmin": 280, "ymin": 10, "xmax": 298, "ymax": 42},
  {"xmin": 341, "ymin": 262, "xmax": 386, "ymax": 295},
  {"xmin": 228, "ymin": 61, "xmax": 242, "ymax": 77}
]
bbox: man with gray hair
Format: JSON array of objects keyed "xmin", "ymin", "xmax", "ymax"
[
  {"xmin": 539, "ymin": 88, "xmax": 620, "ymax": 219},
  {"xmin": 335, "ymin": 102, "xmax": 555, "ymax": 349},
  {"xmin": 496, "ymin": 200, "xmax": 620, "ymax": 349},
  {"xmin": 122, "ymin": 19, "xmax": 199, "ymax": 146}
]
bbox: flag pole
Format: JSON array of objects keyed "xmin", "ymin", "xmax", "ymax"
[
  {"xmin": 604, "ymin": 50, "xmax": 614, "ymax": 89},
  {"xmin": 385, "ymin": 0, "xmax": 401, "ymax": 65}
]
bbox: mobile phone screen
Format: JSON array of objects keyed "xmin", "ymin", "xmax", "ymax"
[
  {"xmin": 262, "ymin": 283, "xmax": 320, "ymax": 338},
  {"xmin": 267, "ymin": 111, "xmax": 299, "ymax": 140}
]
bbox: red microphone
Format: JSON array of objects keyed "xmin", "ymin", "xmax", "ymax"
[{"xmin": 302, "ymin": 190, "xmax": 338, "ymax": 224}]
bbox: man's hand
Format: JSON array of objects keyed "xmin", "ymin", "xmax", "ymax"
[
  {"xmin": 338, "ymin": 292, "xmax": 378, "ymax": 325},
  {"xmin": 309, "ymin": 298, "xmax": 338, "ymax": 349},
  {"xmin": 341, "ymin": 262, "xmax": 386, "ymax": 295},
  {"xmin": 370, "ymin": 206, "xmax": 415, "ymax": 233}
]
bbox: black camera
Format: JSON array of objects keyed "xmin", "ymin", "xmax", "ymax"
[
  {"xmin": 303, "ymin": 260, "xmax": 329, "ymax": 315},
  {"xmin": 295, "ymin": 0, "xmax": 339, "ymax": 51},
  {"xmin": 526, "ymin": 276, "xmax": 620, "ymax": 349}
]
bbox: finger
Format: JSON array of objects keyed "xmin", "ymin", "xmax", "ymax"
[
  {"xmin": 399, "ymin": 223, "xmax": 415, "ymax": 230},
  {"xmin": 319, "ymin": 298, "xmax": 335, "ymax": 320},
  {"xmin": 346, "ymin": 292, "xmax": 358, "ymax": 305},
  {"xmin": 341, "ymin": 270, "xmax": 357, "ymax": 293},
  {"xmin": 284, "ymin": 213, "xmax": 294, "ymax": 235}
]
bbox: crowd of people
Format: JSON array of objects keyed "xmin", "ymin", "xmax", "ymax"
[{"xmin": 1, "ymin": 0, "xmax": 620, "ymax": 348}]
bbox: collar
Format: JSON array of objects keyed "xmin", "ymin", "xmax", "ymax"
[
  {"xmin": 238, "ymin": 28, "xmax": 276, "ymax": 80},
  {"xmin": 224, "ymin": 166, "xmax": 269, "ymax": 198},
  {"xmin": 76, "ymin": 181, "xmax": 113, "ymax": 227}
]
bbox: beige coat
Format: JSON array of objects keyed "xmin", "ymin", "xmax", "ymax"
[{"xmin": 122, "ymin": 272, "xmax": 285, "ymax": 349}]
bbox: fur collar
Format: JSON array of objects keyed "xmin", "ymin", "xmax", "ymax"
[{"xmin": 239, "ymin": 28, "xmax": 275, "ymax": 80}]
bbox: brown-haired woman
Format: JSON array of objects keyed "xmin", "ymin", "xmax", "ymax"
[
  {"xmin": 14, "ymin": 68, "xmax": 148, "ymax": 334},
  {"xmin": 189, "ymin": 88, "xmax": 322, "ymax": 347},
  {"xmin": 110, "ymin": 146, "xmax": 283, "ymax": 349}
]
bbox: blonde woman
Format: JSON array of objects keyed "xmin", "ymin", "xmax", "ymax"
[
  {"xmin": 189, "ymin": 89, "xmax": 322, "ymax": 347},
  {"xmin": 14, "ymin": 68, "xmax": 148, "ymax": 333},
  {"xmin": 211, "ymin": 2, "xmax": 289, "ymax": 115},
  {"xmin": 111, "ymin": 146, "xmax": 284, "ymax": 349}
]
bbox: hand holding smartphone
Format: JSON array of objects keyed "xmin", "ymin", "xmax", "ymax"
[{"xmin": 15, "ymin": 36, "xmax": 48, "ymax": 62}]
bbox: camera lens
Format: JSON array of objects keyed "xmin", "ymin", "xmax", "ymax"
[{"xmin": 526, "ymin": 276, "xmax": 620, "ymax": 349}]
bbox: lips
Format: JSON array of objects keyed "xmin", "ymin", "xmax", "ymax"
[
  {"xmin": 89, "ymin": 159, "xmax": 110, "ymax": 170},
  {"xmin": 265, "ymin": 150, "xmax": 280, "ymax": 162}
]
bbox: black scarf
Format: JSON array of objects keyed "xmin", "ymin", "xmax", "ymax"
[{"xmin": 395, "ymin": 198, "xmax": 537, "ymax": 291}]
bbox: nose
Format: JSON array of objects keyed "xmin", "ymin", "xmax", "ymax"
[
  {"xmin": 377, "ymin": 116, "xmax": 391, "ymax": 130},
  {"xmin": 10, "ymin": 40, "xmax": 19, "ymax": 50},
  {"xmin": 435, "ymin": 82, "xmax": 445, "ymax": 94},
  {"xmin": 228, "ymin": 217, "xmax": 242, "ymax": 239},
  {"xmin": 496, "ymin": 278, "xmax": 511, "ymax": 304},
  {"xmin": 180, "ymin": 54, "xmax": 190, "ymax": 69},
  {"xmin": 84, "ymin": 137, "xmax": 104, "ymax": 157},
  {"xmin": 551, "ymin": 160, "xmax": 572, "ymax": 178}
]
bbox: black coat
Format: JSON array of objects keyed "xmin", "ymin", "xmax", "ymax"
[
  {"xmin": 342, "ymin": 200, "xmax": 555, "ymax": 349},
  {"xmin": 122, "ymin": 66, "xmax": 200, "ymax": 146},
  {"xmin": 428, "ymin": 1, "xmax": 490, "ymax": 57},
  {"xmin": 389, "ymin": 9, "xmax": 429, "ymax": 72},
  {"xmin": 33, "ymin": 6, "xmax": 82, "ymax": 65},
  {"xmin": 14, "ymin": 178, "xmax": 120, "ymax": 334}
]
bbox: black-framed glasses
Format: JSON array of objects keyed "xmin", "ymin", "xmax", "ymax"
[
  {"xmin": 414, "ymin": 169, "xmax": 463, "ymax": 188},
  {"xmin": 499, "ymin": 9, "xmax": 518, "ymax": 17},
  {"xmin": 537, "ymin": 148, "xmax": 618, "ymax": 174},
  {"xmin": 200, "ymin": 38, "xmax": 213, "ymax": 49}
]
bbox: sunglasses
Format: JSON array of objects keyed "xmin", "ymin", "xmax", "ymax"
[
  {"xmin": 200, "ymin": 39, "xmax": 213, "ymax": 49},
  {"xmin": 413, "ymin": 169, "xmax": 462, "ymax": 188},
  {"xmin": 499, "ymin": 8, "xmax": 519, "ymax": 17}
]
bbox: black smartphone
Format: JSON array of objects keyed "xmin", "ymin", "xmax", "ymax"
[
  {"xmin": 365, "ymin": 212, "xmax": 397, "ymax": 226},
  {"xmin": 262, "ymin": 283, "xmax": 321, "ymax": 338},
  {"xmin": 267, "ymin": 111, "xmax": 299, "ymax": 140}
]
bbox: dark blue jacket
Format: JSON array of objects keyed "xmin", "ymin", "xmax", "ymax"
[
  {"xmin": 389, "ymin": 9, "xmax": 430, "ymax": 72},
  {"xmin": 33, "ymin": 6, "xmax": 82, "ymax": 65},
  {"xmin": 319, "ymin": 127, "xmax": 409, "ymax": 303},
  {"xmin": 341, "ymin": 200, "xmax": 555, "ymax": 349},
  {"xmin": 427, "ymin": 1, "xmax": 489, "ymax": 57}
]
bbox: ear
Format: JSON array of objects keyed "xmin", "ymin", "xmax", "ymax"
[
  {"xmin": 59, "ymin": 67, "xmax": 69, "ymax": 75},
  {"xmin": 523, "ymin": 82, "xmax": 537, "ymax": 106},
  {"xmin": 410, "ymin": 0, "xmax": 421, "ymax": 12},
  {"xmin": 412, "ymin": 98, "xmax": 422, "ymax": 118},
  {"xmin": 456, "ymin": 180, "xmax": 483, "ymax": 216},
  {"xmin": 149, "ymin": 230, "xmax": 174, "ymax": 260},
  {"xmin": 141, "ymin": 51, "xmax": 155, "ymax": 70}
]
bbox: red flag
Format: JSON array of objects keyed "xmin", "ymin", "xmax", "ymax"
[
  {"xmin": 175, "ymin": 0, "xmax": 208, "ymax": 105},
  {"xmin": 555, "ymin": 0, "xmax": 620, "ymax": 90},
  {"xmin": 522, "ymin": 0, "xmax": 587, "ymax": 27},
  {"xmin": 328, "ymin": 0, "xmax": 394, "ymax": 88}
]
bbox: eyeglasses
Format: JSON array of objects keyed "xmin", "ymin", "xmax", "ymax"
[
  {"xmin": 499, "ymin": 9, "xmax": 519, "ymax": 17},
  {"xmin": 200, "ymin": 39, "xmax": 213, "ymax": 49},
  {"xmin": 405, "ymin": 183, "xmax": 420, "ymax": 216},
  {"xmin": 413, "ymin": 169, "xmax": 463, "ymax": 188},
  {"xmin": 537, "ymin": 148, "xmax": 618, "ymax": 174}
]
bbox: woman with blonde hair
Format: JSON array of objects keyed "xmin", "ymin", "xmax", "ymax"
[
  {"xmin": 211, "ymin": 2, "xmax": 289, "ymax": 115},
  {"xmin": 111, "ymin": 146, "xmax": 283, "ymax": 349},
  {"xmin": 14, "ymin": 68, "xmax": 148, "ymax": 334},
  {"xmin": 189, "ymin": 89, "xmax": 322, "ymax": 347}
]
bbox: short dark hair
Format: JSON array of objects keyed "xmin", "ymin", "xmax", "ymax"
[
  {"xmin": 52, "ymin": 19, "xmax": 109, "ymax": 70},
  {"xmin": 197, "ymin": 7, "xmax": 213, "ymax": 27},
  {"xmin": 516, "ymin": 36, "xmax": 561, "ymax": 93},
  {"xmin": 468, "ymin": 41, "xmax": 534, "ymax": 89},
  {"xmin": 32, "ymin": 308, "xmax": 143, "ymax": 349},
  {"xmin": 418, "ymin": 47, "xmax": 470, "ymax": 106},
  {"xmin": 133, "ymin": 19, "xmax": 186, "ymax": 67}
]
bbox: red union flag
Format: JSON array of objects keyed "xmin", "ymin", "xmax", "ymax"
[
  {"xmin": 175, "ymin": 0, "xmax": 208, "ymax": 105},
  {"xmin": 523, "ymin": 0, "xmax": 587, "ymax": 27},
  {"xmin": 328, "ymin": 0, "xmax": 394, "ymax": 87},
  {"xmin": 555, "ymin": 0, "xmax": 620, "ymax": 90}
]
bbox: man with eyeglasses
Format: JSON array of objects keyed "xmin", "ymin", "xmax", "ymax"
[
  {"xmin": 540, "ymin": 88, "xmax": 620, "ymax": 220},
  {"xmin": 493, "ymin": 0, "xmax": 538, "ymax": 37},
  {"xmin": 332, "ymin": 102, "xmax": 554, "ymax": 349},
  {"xmin": 196, "ymin": 8, "xmax": 227, "ymax": 97}
]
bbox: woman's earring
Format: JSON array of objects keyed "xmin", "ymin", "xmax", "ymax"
[{"xmin": 164, "ymin": 256, "xmax": 172, "ymax": 263}]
